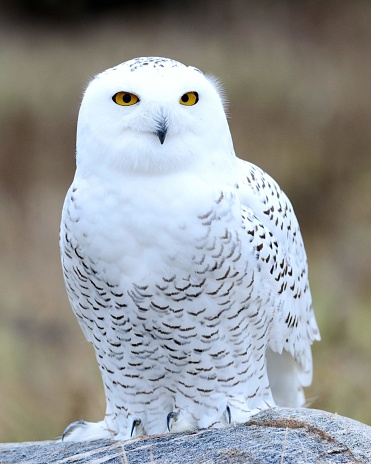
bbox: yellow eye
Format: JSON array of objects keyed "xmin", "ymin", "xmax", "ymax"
[
  {"xmin": 112, "ymin": 92, "xmax": 139, "ymax": 106},
  {"xmin": 180, "ymin": 91, "xmax": 199, "ymax": 106}
]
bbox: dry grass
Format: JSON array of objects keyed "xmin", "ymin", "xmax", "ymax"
[{"xmin": 0, "ymin": 1, "xmax": 370, "ymax": 442}]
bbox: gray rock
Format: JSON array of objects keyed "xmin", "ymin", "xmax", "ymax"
[{"xmin": 0, "ymin": 408, "xmax": 370, "ymax": 463}]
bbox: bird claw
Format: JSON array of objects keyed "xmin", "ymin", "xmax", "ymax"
[
  {"xmin": 130, "ymin": 418, "xmax": 142, "ymax": 437},
  {"xmin": 226, "ymin": 405, "xmax": 231, "ymax": 424},
  {"xmin": 166, "ymin": 411, "xmax": 178, "ymax": 431},
  {"xmin": 62, "ymin": 420, "xmax": 87, "ymax": 441}
]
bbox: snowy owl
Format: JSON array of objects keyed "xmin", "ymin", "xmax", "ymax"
[{"xmin": 60, "ymin": 56, "xmax": 320, "ymax": 441}]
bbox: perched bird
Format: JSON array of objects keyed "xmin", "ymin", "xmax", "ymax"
[{"xmin": 60, "ymin": 56, "xmax": 320, "ymax": 441}]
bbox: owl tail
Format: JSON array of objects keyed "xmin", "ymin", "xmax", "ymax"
[{"xmin": 266, "ymin": 348, "xmax": 307, "ymax": 408}]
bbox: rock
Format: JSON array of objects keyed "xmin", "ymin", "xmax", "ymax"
[{"xmin": 0, "ymin": 408, "xmax": 370, "ymax": 463}]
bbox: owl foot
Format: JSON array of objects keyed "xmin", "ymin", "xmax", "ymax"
[
  {"xmin": 130, "ymin": 418, "xmax": 142, "ymax": 437},
  {"xmin": 166, "ymin": 406, "xmax": 232, "ymax": 432},
  {"xmin": 62, "ymin": 420, "xmax": 86, "ymax": 441},
  {"xmin": 61, "ymin": 419, "xmax": 114, "ymax": 441},
  {"xmin": 166, "ymin": 409, "xmax": 199, "ymax": 433},
  {"xmin": 167, "ymin": 411, "xmax": 178, "ymax": 431}
]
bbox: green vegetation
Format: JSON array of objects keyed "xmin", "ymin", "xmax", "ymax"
[{"xmin": 0, "ymin": 1, "xmax": 370, "ymax": 442}]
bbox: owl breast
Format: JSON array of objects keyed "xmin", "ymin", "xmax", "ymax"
[{"xmin": 61, "ymin": 177, "xmax": 266, "ymax": 408}]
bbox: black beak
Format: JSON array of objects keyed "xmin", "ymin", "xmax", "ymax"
[
  {"xmin": 155, "ymin": 117, "xmax": 168, "ymax": 145},
  {"xmin": 156, "ymin": 128, "xmax": 167, "ymax": 145}
]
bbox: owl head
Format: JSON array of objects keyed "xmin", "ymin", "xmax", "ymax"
[{"xmin": 76, "ymin": 57, "xmax": 234, "ymax": 176}]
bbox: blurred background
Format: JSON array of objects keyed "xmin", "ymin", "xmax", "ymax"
[{"xmin": 0, "ymin": 0, "xmax": 370, "ymax": 442}]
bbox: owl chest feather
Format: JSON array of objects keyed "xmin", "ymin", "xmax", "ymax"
[
  {"xmin": 65, "ymin": 173, "xmax": 244, "ymax": 280},
  {"xmin": 61, "ymin": 176, "xmax": 263, "ymax": 368}
]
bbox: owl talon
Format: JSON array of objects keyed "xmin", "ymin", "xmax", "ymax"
[
  {"xmin": 62, "ymin": 420, "xmax": 87, "ymax": 441},
  {"xmin": 167, "ymin": 411, "xmax": 178, "ymax": 431},
  {"xmin": 130, "ymin": 418, "xmax": 142, "ymax": 437},
  {"xmin": 226, "ymin": 405, "xmax": 232, "ymax": 424}
]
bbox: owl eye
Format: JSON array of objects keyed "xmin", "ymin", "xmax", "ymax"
[
  {"xmin": 112, "ymin": 92, "xmax": 139, "ymax": 106},
  {"xmin": 180, "ymin": 91, "xmax": 199, "ymax": 106}
]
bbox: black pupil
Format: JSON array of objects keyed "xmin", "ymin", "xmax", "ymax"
[
  {"xmin": 182, "ymin": 94, "xmax": 190, "ymax": 103},
  {"xmin": 123, "ymin": 93, "xmax": 132, "ymax": 103}
]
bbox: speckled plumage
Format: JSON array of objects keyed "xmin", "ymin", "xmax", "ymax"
[{"xmin": 60, "ymin": 57, "xmax": 320, "ymax": 441}]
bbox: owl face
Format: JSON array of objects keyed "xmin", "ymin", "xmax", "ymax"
[{"xmin": 76, "ymin": 57, "xmax": 233, "ymax": 175}]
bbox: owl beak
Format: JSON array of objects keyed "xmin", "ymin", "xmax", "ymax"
[
  {"xmin": 155, "ymin": 115, "xmax": 168, "ymax": 145},
  {"xmin": 156, "ymin": 128, "xmax": 167, "ymax": 145}
]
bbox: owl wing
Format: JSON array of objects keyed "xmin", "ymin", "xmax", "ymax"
[
  {"xmin": 60, "ymin": 184, "xmax": 103, "ymax": 346},
  {"xmin": 237, "ymin": 159, "xmax": 320, "ymax": 387}
]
